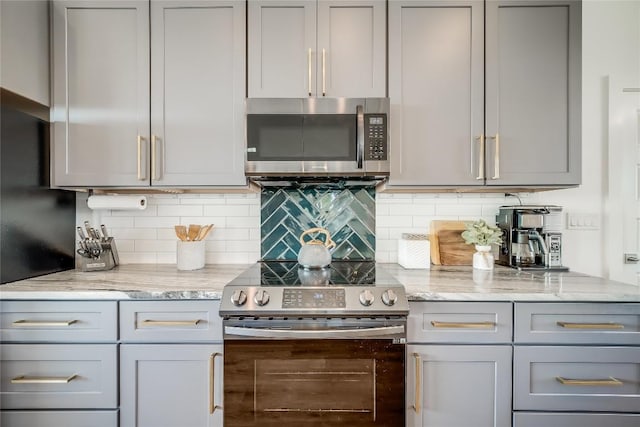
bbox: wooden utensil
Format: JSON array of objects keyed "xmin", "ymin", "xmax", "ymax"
[
  {"xmin": 174, "ymin": 225, "xmax": 188, "ymax": 241},
  {"xmin": 187, "ymin": 224, "xmax": 202, "ymax": 241},
  {"xmin": 196, "ymin": 224, "xmax": 214, "ymax": 241},
  {"xmin": 430, "ymin": 220, "xmax": 475, "ymax": 265}
]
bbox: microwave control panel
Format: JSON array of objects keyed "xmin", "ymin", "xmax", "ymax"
[{"xmin": 365, "ymin": 115, "xmax": 387, "ymax": 161}]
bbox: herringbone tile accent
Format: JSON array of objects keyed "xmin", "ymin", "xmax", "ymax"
[{"xmin": 261, "ymin": 186, "xmax": 376, "ymax": 260}]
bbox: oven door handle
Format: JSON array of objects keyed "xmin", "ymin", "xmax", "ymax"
[{"xmin": 224, "ymin": 325, "xmax": 405, "ymax": 339}]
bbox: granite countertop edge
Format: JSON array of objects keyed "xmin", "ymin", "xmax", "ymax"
[{"xmin": 0, "ymin": 263, "xmax": 638, "ymax": 302}]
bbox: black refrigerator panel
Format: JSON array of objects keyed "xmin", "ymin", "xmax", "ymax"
[{"xmin": 1, "ymin": 102, "xmax": 75, "ymax": 284}]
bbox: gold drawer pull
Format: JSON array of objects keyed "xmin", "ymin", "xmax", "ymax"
[
  {"xmin": 412, "ymin": 352, "xmax": 422, "ymax": 413},
  {"xmin": 12, "ymin": 374, "xmax": 78, "ymax": 384},
  {"xmin": 556, "ymin": 376, "xmax": 623, "ymax": 386},
  {"xmin": 209, "ymin": 352, "xmax": 223, "ymax": 414},
  {"xmin": 431, "ymin": 321, "xmax": 496, "ymax": 329},
  {"xmin": 13, "ymin": 320, "xmax": 77, "ymax": 327},
  {"xmin": 141, "ymin": 319, "xmax": 201, "ymax": 327},
  {"xmin": 556, "ymin": 321, "xmax": 624, "ymax": 330}
]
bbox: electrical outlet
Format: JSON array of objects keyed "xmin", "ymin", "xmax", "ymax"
[{"xmin": 566, "ymin": 213, "xmax": 600, "ymax": 230}]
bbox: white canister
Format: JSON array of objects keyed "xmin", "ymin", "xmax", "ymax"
[
  {"xmin": 398, "ymin": 233, "xmax": 430, "ymax": 269},
  {"xmin": 177, "ymin": 240, "xmax": 205, "ymax": 271}
]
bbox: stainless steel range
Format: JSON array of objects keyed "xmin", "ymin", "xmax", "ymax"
[{"xmin": 220, "ymin": 261, "xmax": 408, "ymax": 427}]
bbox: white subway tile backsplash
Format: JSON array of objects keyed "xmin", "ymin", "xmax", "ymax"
[
  {"xmin": 157, "ymin": 205, "xmax": 203, "ymax": 217},
  {"xmin": 76, "ymin": 191, "xmax": 534, "ymax": 266}
]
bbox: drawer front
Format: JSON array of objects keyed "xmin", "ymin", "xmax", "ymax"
[
  {"xmin": 514, "ymin": 412, "xmax": 640, "ymax": 427},
  {"xmin": 1, "ymin": 410, "xmax": 118, "ymax": 427},
  {"xmin": 408, "ymin": 302, "xmax": 513, "ymax": 343},
  {"xmin": 514, "ymin": 302, "xmax": 640, "ymax": 344},
  {"xmin": 0, "ymin": 344, "xmax": 118, "ymax": 409},
  {"xmin": 120, "ymin": 300, "xmax": 222, "ymax": 342},
  {"xmin": 514, "ymin": 346, "xmax": 640, "ymax": 412},
  {"xmin": 0, "ymin": 301, "xmax": 117, "ymax": 342}
]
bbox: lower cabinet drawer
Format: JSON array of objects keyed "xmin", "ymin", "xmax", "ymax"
[
  {"xmin": 514, "ymin": 346, "xmax": 640, "ymax": 412},
  {"xmin": 1, "ymin": 410, "xmax": 118, "ymax": 427},
  {"xmin": 514, "ymin": 412, "xmax": 640, "ymax": 427},
  {"xmin": 0, "ymin": 344, "xmax": 118, "ymax": 409}
]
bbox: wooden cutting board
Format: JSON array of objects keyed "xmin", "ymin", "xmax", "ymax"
[{"xmin": 430, "ymin": 220, "xmax": 475, "ymax": 265}]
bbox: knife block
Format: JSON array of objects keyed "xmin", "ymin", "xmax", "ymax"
[{"xmin": 79, "ymin": 237, "xmax": 120, "ymax": 272}]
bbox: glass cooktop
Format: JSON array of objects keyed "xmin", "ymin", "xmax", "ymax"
[{"xmin": 225, "ymin": 261, "xmax": 401, "ymax": 287}]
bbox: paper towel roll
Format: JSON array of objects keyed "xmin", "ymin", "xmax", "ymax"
[{"xmin": 87, "ymin": 195, "xmax": 147, "ymax": 210}]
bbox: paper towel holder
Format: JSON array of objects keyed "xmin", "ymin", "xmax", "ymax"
[{"xmin": 87, "ymin": 193, "xmax": 147, "ymax": 210}]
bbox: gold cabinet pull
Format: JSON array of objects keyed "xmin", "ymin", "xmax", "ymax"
[
  {"xmin": 151, "ymin": 134, "xmax": 159, "ymax": 181},
  {"xmin": 12, "ymin": 374, "xmax": 77, "ymax": 384},
  {"xmin": 137, "ymin": 135, "xmax": 147, "ymax": 181},
  {"xmin": 474, "ymin": 134, "xmax": 485, "ymax": 180},
  {"xmin": 556, "ymin": 321, "xmax": 624, "ymax": 330},
  {"xmin": 412, "ymin": 352, "xmax": 421, "ymax": 413},
  {"xmin": 209, "ymin": 352, "xmax": 223, "ymax": 414},
  {"xmin": 308, "ymin": 48, "xmax": 313, "ymax": 96},
  {"xmin": 488, "ymin": 134, "xmax": 500, "ymax": 179},
  {"xmin": 13, "ymin": 320, "xmax": 77, "ymax": 327},
  {"xmin": 431, "ymin": 321, "xmax": 496, "ymax": 329},
  {"xmin": 322, "ymin": 48, "xmax": 326, "ymax": 96},
  {"xmin": 140, "ymin": 319, "xmax": 201, "ymax": 327},
  {"xmin": 556, "ymin": 376, "xmax": 623, "ymax": 386}
]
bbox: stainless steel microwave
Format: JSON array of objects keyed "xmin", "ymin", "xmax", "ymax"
[{"xmin": 245, "ymin": 98, "xmax": 390, "ymax": 177}]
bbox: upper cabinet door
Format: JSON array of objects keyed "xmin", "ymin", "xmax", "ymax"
[
  {"xmin": 485, "ymin": 0, "xmax": 581, "ymax": 186},
  {"xmin": 248, "ymin": 0, "xmax": 316, "ymax": 98},
  {"xmin": 150, "ymin": 0, "xmax": 246, "ymax": 186},
  {"xmin": 52, "ymin": 0, "xmax": 150, "ymax": 187},
  {"xmin": 316, "ymin": 0, "xmax": 386, "ymax": 97},
  {"xmin": 388, "ymin": 0, "xmax": 484, "ymax": 186}
]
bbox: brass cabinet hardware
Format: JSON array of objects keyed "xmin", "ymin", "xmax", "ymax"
[
  {"xmin": 12, "ymin": 374, "xmax": 78, "ymax": 384},
  {"xmin": 412, "ymin": 352, "xmax": 421, "ymax": 413},
  {"xmin": 556, "ymin": 321, "xmax": 624, "ymax": 330},
  {"xmin": 151, "ymin": 134, "xmax": 159, "ymax": 181},
  {"xmin": 140, "ymin": 319, "xmax": 201, "ymax": 327},
  {"xmin": 137, "ymin": 135, "xmax": 147, "ymax": 180},
  {"xmin": 488, "ymin": 134, "xmax": 500, "ymax": 179},
  {"xmin": 474, "ymin": 134, "xmax": 485, "ymax": 180},
  {"xmin": 556, "ymin": 376, "xmax": 623, "ymax": 386},
  {"xmin": 322, "ymin": 48, "xmax": 326, "ymax": 96},
  {"xmin": 308, "ymin": 48, "xmax": 313, "ymax": 96},
  {"xmin": 209, "ymin": 352, "xmax": 223, "ymax": 414},
  {"xmin": 431, "ymin": 320, "xmax": 496, "ymax": 329},
  {"xmin": 13, "ymin": 320, "xmax": 77, "ymax": 327}
]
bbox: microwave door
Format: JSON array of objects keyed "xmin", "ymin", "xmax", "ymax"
[
  {"xmin": 301, "ymin": 114, "xmax": 361, "ymax": 175},
  {"xmin": 246, "ymin": 114, "xmax": 305, "ymax": 175}
]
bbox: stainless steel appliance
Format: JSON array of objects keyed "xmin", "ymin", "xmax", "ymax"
[
  {"xmin": 496, "ymin": 205, "xmax": 567, "ymax": 271},
  {"xmin": 220, "ymin": 261, "xmax": 408, "ymax": 426},
  {"xmin": 245, "ymin": 98, "xmax": 389, "ymax": 178}
]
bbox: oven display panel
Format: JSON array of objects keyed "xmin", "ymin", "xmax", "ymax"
[{"xmin": 282, "ymin": 288, "xmax": 346, "ymax": 308}]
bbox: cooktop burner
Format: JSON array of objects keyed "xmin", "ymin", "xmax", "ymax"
[{"xmin": 220, "ymin": 261, "xmax": 408, "ymax": 317}]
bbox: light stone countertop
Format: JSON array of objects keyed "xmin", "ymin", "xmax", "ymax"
[{"xmin": 0, "ymin": 264, "xmax": 638, "ymax": 302}]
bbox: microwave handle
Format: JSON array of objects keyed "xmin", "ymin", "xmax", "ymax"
[{"xmin": 356, "ymin": 105, "xmax": 364, "ymax": 169}]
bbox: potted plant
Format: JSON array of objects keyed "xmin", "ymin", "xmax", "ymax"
[{"xmin": 461, "ymin": 219, "xmax": 503, "ymax": 270}]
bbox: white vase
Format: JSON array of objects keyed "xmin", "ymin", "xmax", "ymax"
[{"xmin": 473, "ymin": 245, "xmax": 494, "ymax": 270}]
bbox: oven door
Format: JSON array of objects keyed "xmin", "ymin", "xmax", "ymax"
[{"xmin": 224, "ymin": 338, "xmax": 405, "ymax": 427}]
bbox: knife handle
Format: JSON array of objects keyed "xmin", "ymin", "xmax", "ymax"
[
  {"xmin": 77, "ymin": 226, "xmax": 87, "ymax": 240},
  {"xmin": 100, "ymin": 224, "xmax": 109, "ymax": 240}
]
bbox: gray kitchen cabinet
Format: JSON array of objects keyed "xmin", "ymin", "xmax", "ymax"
[
  {"xmin": 388, "ymin": 0, "xmax": 581, "ymax": 188},
  {"xmin": 150, "ymin": 0, "xmax": 246, "ymax": 186},
  {"xmin": 248, "ymin": 0, "xmax": 386, "ymax": 98},
  {"xmin": 407, "ymin": 302, "xmax": 512, "ymax": 427},
  {"xmin": 52, "ymin": 0, "xmax": 246, "ymax": 188},
  {"xmin": 52, "ymin": 0, "xmax": 150, "ymax": 187},
  {"xmin": 513, "ymin": 302, "xmax": 640, "ymax": 425},
  {"xmin": 0, "ymin": 0, "xmax": 50, "ymax": 106},
  {"xmin": 120, "ymin": 344, "xmax": 223, "ymax": 427},
  {"xmin": 119, "ymin": 300, "xmax": 223, "ymax": 427},
  {"xmin": 1, "ymin": 410, "xmax": 119, "ymax": 427}
]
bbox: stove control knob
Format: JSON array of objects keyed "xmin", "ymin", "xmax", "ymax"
[
  {"xmin": 254, "ymin": 289, "xmax": 270, "ymax": 306},
  {"xmin": 382, "ymin": 289, "xmax": 398, "ymax": 306},
  {"xmin": 359, "ymin": 289, "xmax": 375, "ymax": 306},
  {"xmin": 231, "ymin": 290, "xmax": 247, "ymax": 306}
]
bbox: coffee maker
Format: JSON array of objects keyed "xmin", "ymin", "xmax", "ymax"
[{"xmin": 496, "ymin": 205, "xmax": 568, "ymax": 271}]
